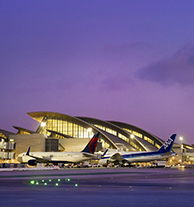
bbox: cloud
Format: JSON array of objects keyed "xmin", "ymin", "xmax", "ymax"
[
  {"xmin": 100, "ymin": 42, "xmax": 157, "ymax": 91},
  {"xmin": 137, "ymin": 44, "xmax": 194, "ymax": 86}
]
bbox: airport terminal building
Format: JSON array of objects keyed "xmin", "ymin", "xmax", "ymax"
[{"xmin": 0, "ymin": 112, "xmax": 194, "ymax": 163}]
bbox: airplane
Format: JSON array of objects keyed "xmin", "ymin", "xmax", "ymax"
[
  {"xmin": 99, "ymin": 134, "xmax": 176, "ymax": 165},
  {"xmin": 17, "ymin": 132, "xmax": 102, "ymax": 166}
]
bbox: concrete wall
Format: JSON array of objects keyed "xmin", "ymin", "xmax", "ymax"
[
  {"xmin": 10, "ymin": 134, "xmax": 98, "ymax": 156},
  {"xmin": 59, "ymin": 138, "xmax": 90, "ymax": 152},
  {"xmin": 10, "ymin": 134, "xmax": 46, "ymax": 157}
]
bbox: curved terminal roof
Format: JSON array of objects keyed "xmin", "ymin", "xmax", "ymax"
[
  {"xmin": 27, "ymin": 112, "xmax": 166, "ymax": 152},
  {"xmin": 109, "ymin": 121, "xmax": 164, "ymax": 147},
  {"xmin": 77, "ymin": 116, "xmax": 156, "ymax": 151},
  {"xmin": 28, "ymin": 111, "xmax": 119, "ymax": 149},
  {"xmin": 0, "ymin": 112, "xmax": 191, "ymax": 153},
  {"xmin": 13, "ymin": 126, "xmax": 35, "ymax": 134},
  {"xmin": 100, "ymin": 130, "xmax": 136, "ymax": 151},
  {"xmin": 28, "ymin": 112, "xmax": 92, "ymax": 128}
]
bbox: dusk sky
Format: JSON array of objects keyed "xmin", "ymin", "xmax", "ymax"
[{"xmin": 1, "ymin": 0, "xmax": 194, "ymax": 143}]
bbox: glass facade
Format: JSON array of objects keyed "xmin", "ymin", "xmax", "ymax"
[
  {"xmin": 94, "ymin": 125, "xmax": 143, "ymax": 151},
  {"xmin": 99, "ymin": 139, "xmax": 111, "ymax": 149},
  {"xmin": 123, "ymin": 128, "xmax": 143, "ymax": 138},
  {"xmin": 155, "ymin": 143, "xmax": 160, "ymax": 149},
  {"xmin": 28, "ymin": 112, "xmax": 164, "ymax": 152},
  {"xmin": 94, "ymin": 124, "xmax": 117, "ymax": 136},
  {"xmin": 38, "ymin": 118, "xmax": 94, "ymax": 138},
  {"xmin": 144, "ymin": 136, "xmax": 154, "ymax": 145},
  {"xmin": 123, "ymin": 127, "xmax": 161, "ymax": 149}
]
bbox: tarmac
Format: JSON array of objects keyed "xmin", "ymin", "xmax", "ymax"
[{"xmin": 0, "ymin": 167, "xmax": 194, "ymax": 207}]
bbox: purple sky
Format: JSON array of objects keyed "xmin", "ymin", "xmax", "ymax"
[{"xmin": 1, "ymin": 0, "xmax": 194, "ymax": 143}]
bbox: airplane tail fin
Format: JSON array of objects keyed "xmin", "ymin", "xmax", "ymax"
[
  {"xmin": 26, "ymin": 146, "xmax": 31, "ymax": 156},
  {"xmin": 82, "ymin": 132, "xmax": 100, "ymax": 154},
  {"xmin": 158, "ymin": 134, "xmax": 176, "ymax": 153}
]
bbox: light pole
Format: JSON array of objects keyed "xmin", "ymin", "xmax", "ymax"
[
  {"xmin": 179, "ymin": 136, "xmax": 184, "ymax": 164},
  {"xmin": 40, "ymin": 122, "xmax": 46, "ymax": 135},
  {"xmin": 40, "ymin": 122, "xmax": 46, "ymax": 127},
  {"xmin": 130, "ymin": 134, "xmax": 135, "ymax": 139}
]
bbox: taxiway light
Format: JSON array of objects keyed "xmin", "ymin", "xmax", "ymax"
[
  {"xmin": 74, "ymin": 184, "xmax": 78, "ymax": 187},
  {"xmin": 30, "ymin": 180, "xmax": 35, "ymax": 185},
  {"xmin": 55, "ymin": 183, "xmax": 59, "ymax": 186}
]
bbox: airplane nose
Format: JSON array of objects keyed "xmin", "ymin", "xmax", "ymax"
[{"xmin": 17, "ymin": 155, "xmax": 23, "ymax": 163}]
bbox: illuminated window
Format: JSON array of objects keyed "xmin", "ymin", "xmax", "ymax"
[
  {"xmin": 94, "ymin": 124, "xmax": 105, "ymax": 131},
  {"xmin": 130, "ymin": 141, "xmax": 142, "ymax": 151},
  {"xmin": 155, "ymin": 143, "xmax": 160, "ymax": 149},
  {"xmin": 40, "ymin": 118, "xmax": 94, "ymax": 138},
  {"xmin": 94, "ymin": 125, "xmax": 117, "ymax": 136},
  {"xmin": 132, "ymin": 131, "xmax": 143, "ymax": 138},
  {"xmin": 100, "ymin": 139, "xmax": 110, "ymax": 148},
  {"xmin": 118, "ymin": 133, "xmax": 142, "ymax": 151},
  {"xmin": 123, "ymin": 129, "xmax": 143, "ymax": 138},
  {"xmin": 20, "ymin": 131, "xmax": 31, "ymax": 135},
  {"xmin": 123, "ymin": 128, "xmax": 132, "ymax": 133},
  {"xmin": 0, "ymin": 133, "xmax": 7, "ymax": 139},
  {"xmin": 118, "ymin": 133, "xmax": 128, "ymax": 142},
  {"xmin": 144, "ymin": 136, "xmax": 154, "ymax": 145}
]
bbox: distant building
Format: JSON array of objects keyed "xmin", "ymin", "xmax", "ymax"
[{"xmin": 0, "ymin": 129, "xmax": 15, "ymax": 160}]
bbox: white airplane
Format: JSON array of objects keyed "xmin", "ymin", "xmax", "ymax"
[
  {"xmin": 17, "ymin": 132, "xmax": 102, "ymax": 166},
  {"xmin": 99, "ymin": 134, "xmax": 176, "ymax": 165}
]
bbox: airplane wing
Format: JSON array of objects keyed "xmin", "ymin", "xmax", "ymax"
[
  {"xmin": 82, "ymin": 152, "xmax": 98, "ymax": 158},
  {"xmin": 83, "ymin": 149, "xmax": 109, "ymax": 159},
  {"xmin": 26, "ymin": 147, "xmax": 51, "ymax": 163},
  {"xmin": 28, "ymin": 154, "xmax": 52, "ymax": 163}
]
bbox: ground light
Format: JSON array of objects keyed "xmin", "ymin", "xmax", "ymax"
[
  {"xmin": 30, "ymin": 180, "xmax": 35, "ymax": 185},
  {"xmin": 28, "ymin": 178, "xmax": 80, "ymax": 188}
]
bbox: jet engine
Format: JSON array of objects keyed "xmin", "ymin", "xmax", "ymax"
[{"xmin": 28, "ymin": 159, "xmax": 37, "ymax": 166}]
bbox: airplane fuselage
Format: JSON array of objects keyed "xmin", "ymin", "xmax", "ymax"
[
  {"xmin": 121, "ymin": 151, "xmax": 171, "ymax": 163},
  {"xmin": 100, "ymin": 134, "xmax": 176, "ymax": 165},
  {"xmin": 17, "ymin": 152, "xmax": 96, "ymax": 164},
  {"xmin": 100, "ymin": 151, "xmax": 173, "ymax": 164}
]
